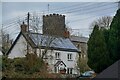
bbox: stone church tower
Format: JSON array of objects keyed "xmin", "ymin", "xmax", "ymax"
[{"xmin": 43, "ymin": 14, "xmax": 69, "ymax": 37}]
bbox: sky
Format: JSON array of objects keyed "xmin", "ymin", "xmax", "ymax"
[
  {"xmin": 0, "ymin": 0, "xmax": 119, "ymax": 40},
  {"xmin": 1, "ymin": 0, "xmax": 119, "ymax": 2}
]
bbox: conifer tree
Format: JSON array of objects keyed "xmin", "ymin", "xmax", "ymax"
[
  {"xmin": 108, "ymin": 9, "xmax": 120, "ymax": 63},
  {"xmin": 87, "ymin": 25, "xmax": 110, "ymax": 73}
]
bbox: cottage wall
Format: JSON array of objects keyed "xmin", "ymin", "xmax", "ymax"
[
  {"xmin": 8, "ymin": 35, "xmax": 27, "ymax": 59},
  {"xmin": 36, "ymin": 49, "xmax": 79, "ymax": 74}
]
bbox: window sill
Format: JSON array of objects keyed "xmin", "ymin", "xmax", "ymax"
[
  {"xmin": 68, "ymin": 60, "xmax": 73, "ymax": 61},
  {"xmin": 56, "ymin": 59, "xmax": 61, "ymax": 60}
]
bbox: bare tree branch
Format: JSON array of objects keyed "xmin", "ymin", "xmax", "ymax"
[{"xmin": 90, "ymin": 16, "xmax": 113, "ymax": 30}]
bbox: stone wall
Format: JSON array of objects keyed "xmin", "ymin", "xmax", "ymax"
[{"xmin": 43, "ymin": 14, "xmax": 66, "ymax": 37}]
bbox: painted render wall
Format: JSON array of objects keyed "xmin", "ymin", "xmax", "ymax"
[
  {"xmin": 8, "ymin": 35, "xmax": 27, "ymax": 59},
  {"xmin": 8, "ymin": 35, "xmax": 80, "ymax": 74},
  {"xmin": 37, "ymin": 49, "xmax": 79, "ymax": 74}
]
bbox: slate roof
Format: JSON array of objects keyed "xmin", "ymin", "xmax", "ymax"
[
  {"xmin": 70, "ymin": 36, "xmax": 88, "ymax": 43},
  {"xmin": 7, "ymin": 32, "xmax": 80, "ymax": 55},
  {"xmin": 93, "ymin": 60, "xmax": 120, "ymax": 79},
  {"xmin": 29, "ymin": 33, "xmax": 80, "ymax": 52}
]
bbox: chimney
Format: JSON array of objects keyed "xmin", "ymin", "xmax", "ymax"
[
  {"xmin": 64, "ymin": 28, "xmax": 70, "ymax": 38},
  {"xmin": 20, "ymin": 22, "xmax": 27, "ymax": 33}
]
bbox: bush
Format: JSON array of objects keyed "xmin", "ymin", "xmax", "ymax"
[
  {"xmin": 2, "ymin": 53, "xmax": 50, "ymax": 78},
  {"xmin": 23, "ymin": 53, "xmax": 44, "ymax": 74},
  {"xmin": 2, "ymin": 56, "xmax": 14, "ymax": 71},
  {"xmin": 0, "ymin": 55, "xmax": 2, "ymax": 71},
  {"xmin": 13, "ymin": 58, "xmax": 25, "ymax": 72}
]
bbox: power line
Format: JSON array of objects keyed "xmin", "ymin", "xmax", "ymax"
[
  {"xmin": 35, "ymin": 3, "xmax": 99, "ymax": 15},
  {"xmin": 67, "ymin": 7, "xmax": 114, "ymax": 20},
  {"xmin": 44, "ymin": 3, "xmax": 84, "ymax": 12},
  {"xmin": 70, "ymin": 8, "xmax": 116, "ymax": 23},
  {"xmin": 62, "ymin": 2, "xmax": 116, "ymax": 14},
  {"xmin": 28, "ymin": 2, "xmax": 117, "ymax": 25},
  {"xmin": 2, "ymin": 22, "xmax": 20, "ymax": 29},
  {"xmin": 49, "ymin": 2, "xmax": 95, "ymax": 13},
  {"xmin": 60, "ymin": 2, "xmax": 107, "ymax": 14},
  {"xmin": 2, "ymin": 2, "xmax": 116, "ymax": 24},
  {"xmin": 35, "ymin": 2, "xmax": 116, "ymax": 19},
  {"xmin": 40, "ymin": 2, "xmax": 116, "ymax": 15},
  {"xmin": 3, "ymin": 14, "xmax": 27, "ymax": 25},
  {"xmin": 2, "ymin": 2, "xmax": 118, "ymax": 35},
  {"xmin": 65, "ymin": 3, "xmax": 116, "ymax": 20}
]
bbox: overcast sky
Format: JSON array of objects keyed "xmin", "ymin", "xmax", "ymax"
[
  {"xmin": 1, "ymin": 0, "xmax": 119, "ymax": 2},
  {"xmin": 0, "ymin": 0, "xmax": 119, "ymax": 40}
]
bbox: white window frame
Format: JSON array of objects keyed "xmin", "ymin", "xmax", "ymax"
[
  {"xmin": 68, "ymin": 53, "xmax": 72, "ymax": 60},
  {"xmin": 67, "ymin": 68, "xmax": 73, "ymax": 74},
  {"xmin": 55, "ymin": 52, "xmax": 60, "ymax": 59}
]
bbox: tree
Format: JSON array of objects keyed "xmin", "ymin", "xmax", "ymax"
[
  {"xmin": 90, "ymin": 16, "xmax": 112, "ymax": 30},
  {"xmin": 108, "ymin": 9, "xmax": 120, "ymax": 64},
  {"xmin": 40, "ymin": 35, "xmax": 56, "ymax": 59},
  {"xmin": 87, "ymin": 25, "xmax": 110, "ymax": 73},
  {"xmin": 77, "ymin": 55, "xmax": 91, "ymax": 73},
  {"xmin": 1, "ymin": 33, "xmax": 12, "ymax": 55},
  {"xmin": 30, "ymin": 13, "xmax": 42, "ymax": 33},
  {"xmin": 89, "ymin": 16, "xmax": 112, "ymax": 46},
  {"xmin": 0, "ymin": 27, "xmax": 2, "ymax": 52}
]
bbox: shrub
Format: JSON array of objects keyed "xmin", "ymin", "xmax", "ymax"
[
  {"xmin": 13, "ymin": 58, "xmax": 25, "ymax": 72},
  {"xmin": 23, "ymin": 53, "xmax": 44, "ymax": 74},
  {"xmin": 2, "ymin": 56, "xmax": 14, "ymax": 71}
]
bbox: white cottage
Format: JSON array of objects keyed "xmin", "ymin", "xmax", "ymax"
[{"xmin": 7, "ymin": 23, "xmax": 81, "ymax": 75}]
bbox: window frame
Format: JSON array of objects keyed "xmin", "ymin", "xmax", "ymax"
[
  {"xmin": 67, "ymin": 53, "xmax": 73, "ymax": 61},
  {"xmin": 55, "ymin": 52, "xmax": 60, "ymax": 60},
  {"xmin": 67, "ymin": 68, "xmax": 73, "ymax": 74}
]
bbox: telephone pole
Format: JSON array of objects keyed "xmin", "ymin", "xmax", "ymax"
[
  {"xmin": 27, "ymin": 12, "xmax": 30, "ymax": 32},
  {"xmin": 27, "ymin": 12, "xmax": 30, "ymax": 54}
]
